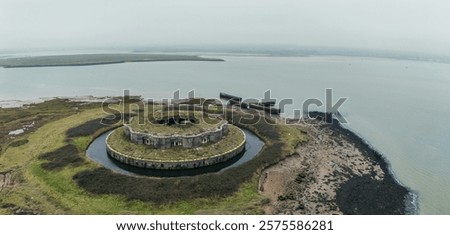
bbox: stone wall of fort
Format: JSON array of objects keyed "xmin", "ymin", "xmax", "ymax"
[
  {"xmin": 123, "ymin": 122, "xmax": 229, "ymax": 149},
  {"xmin": 105, "ymin": 129, "xmax": 246, "ymax": 170}
]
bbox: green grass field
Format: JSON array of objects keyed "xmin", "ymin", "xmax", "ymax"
[{"xmin": 128, "ymin": 110, "xmax": 226, "ymax": 136}]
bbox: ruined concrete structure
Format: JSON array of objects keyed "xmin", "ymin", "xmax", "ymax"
[
  {"xmin": 105, "ymin": 112, "xmax": 246, "ymax": 170},
  {"xmin": 106, "ymin": 137, "xmax": 246, "ymax": 170},
  {"xmin": 123, "ymin": 121, "xmax": 229, "ymax": 149}
]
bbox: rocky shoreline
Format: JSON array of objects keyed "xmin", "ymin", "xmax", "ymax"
[{"xmin": 259, "ymin": 112, "xmax": 411, "ymax": 215}]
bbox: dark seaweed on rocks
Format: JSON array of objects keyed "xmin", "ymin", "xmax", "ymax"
[
  {"xmin": 336, "ymin": 176, "xmax": 408, "ymax": 214},
  {"xmin": 310, "ymin": 112, "xmax": 410, "ymax": 214},
  {"xmin": 310, "ymin": 112, "xmax": 395, "ymax": 173}
]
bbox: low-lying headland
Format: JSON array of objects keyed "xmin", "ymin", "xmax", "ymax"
[
  {"xmin": 0, "ymin": 96, "xmax": 410, "ymax": 215},
  {"xmin": 0, "ymin": 53, "xmax": 224, "ymax": 68}
]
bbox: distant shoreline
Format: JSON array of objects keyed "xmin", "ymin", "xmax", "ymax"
[
  {"xmin": 0, "ymin": 96, "xmax": 112, "ymax": 108},
  {"xmin": 0, "ymin": 53, "xmax": 224, "ymax": 68}
]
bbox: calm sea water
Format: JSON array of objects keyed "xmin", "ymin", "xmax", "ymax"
[{"xmin": 1, "ymin": 55, "xmax": 449, "ymax": 214}]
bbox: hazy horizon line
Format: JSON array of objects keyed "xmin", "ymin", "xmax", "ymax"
[{"xmin": 2, "ymin": 45, "xmax": 450, "ymax": 64}]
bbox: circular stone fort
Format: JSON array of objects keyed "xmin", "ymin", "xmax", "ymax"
[{"xmin": 105, "ymin": 110, "xmax": 246, "ymax": 170}]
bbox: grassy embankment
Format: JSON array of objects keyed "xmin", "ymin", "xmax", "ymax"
[
  {"xmin": 0, "ymin": 99, "xmax": 307, "ymax": 214},
  {"xmin": 107, "ymin": 125, "xmax": 245, "ymax": 161}
]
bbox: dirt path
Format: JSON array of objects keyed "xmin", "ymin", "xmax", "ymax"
[{"xmin": 0, "ymin": 171, "xmax": 13, "ymax": 192}]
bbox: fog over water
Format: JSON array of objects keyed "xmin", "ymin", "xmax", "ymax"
[{"xmin": 1, "ymin": 0, "xmax": 450, "ymax": 55}]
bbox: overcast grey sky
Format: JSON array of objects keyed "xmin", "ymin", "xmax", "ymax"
[{"xmin": 1, "ymin": 0, "xmax": 449, "ymax": 55}]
